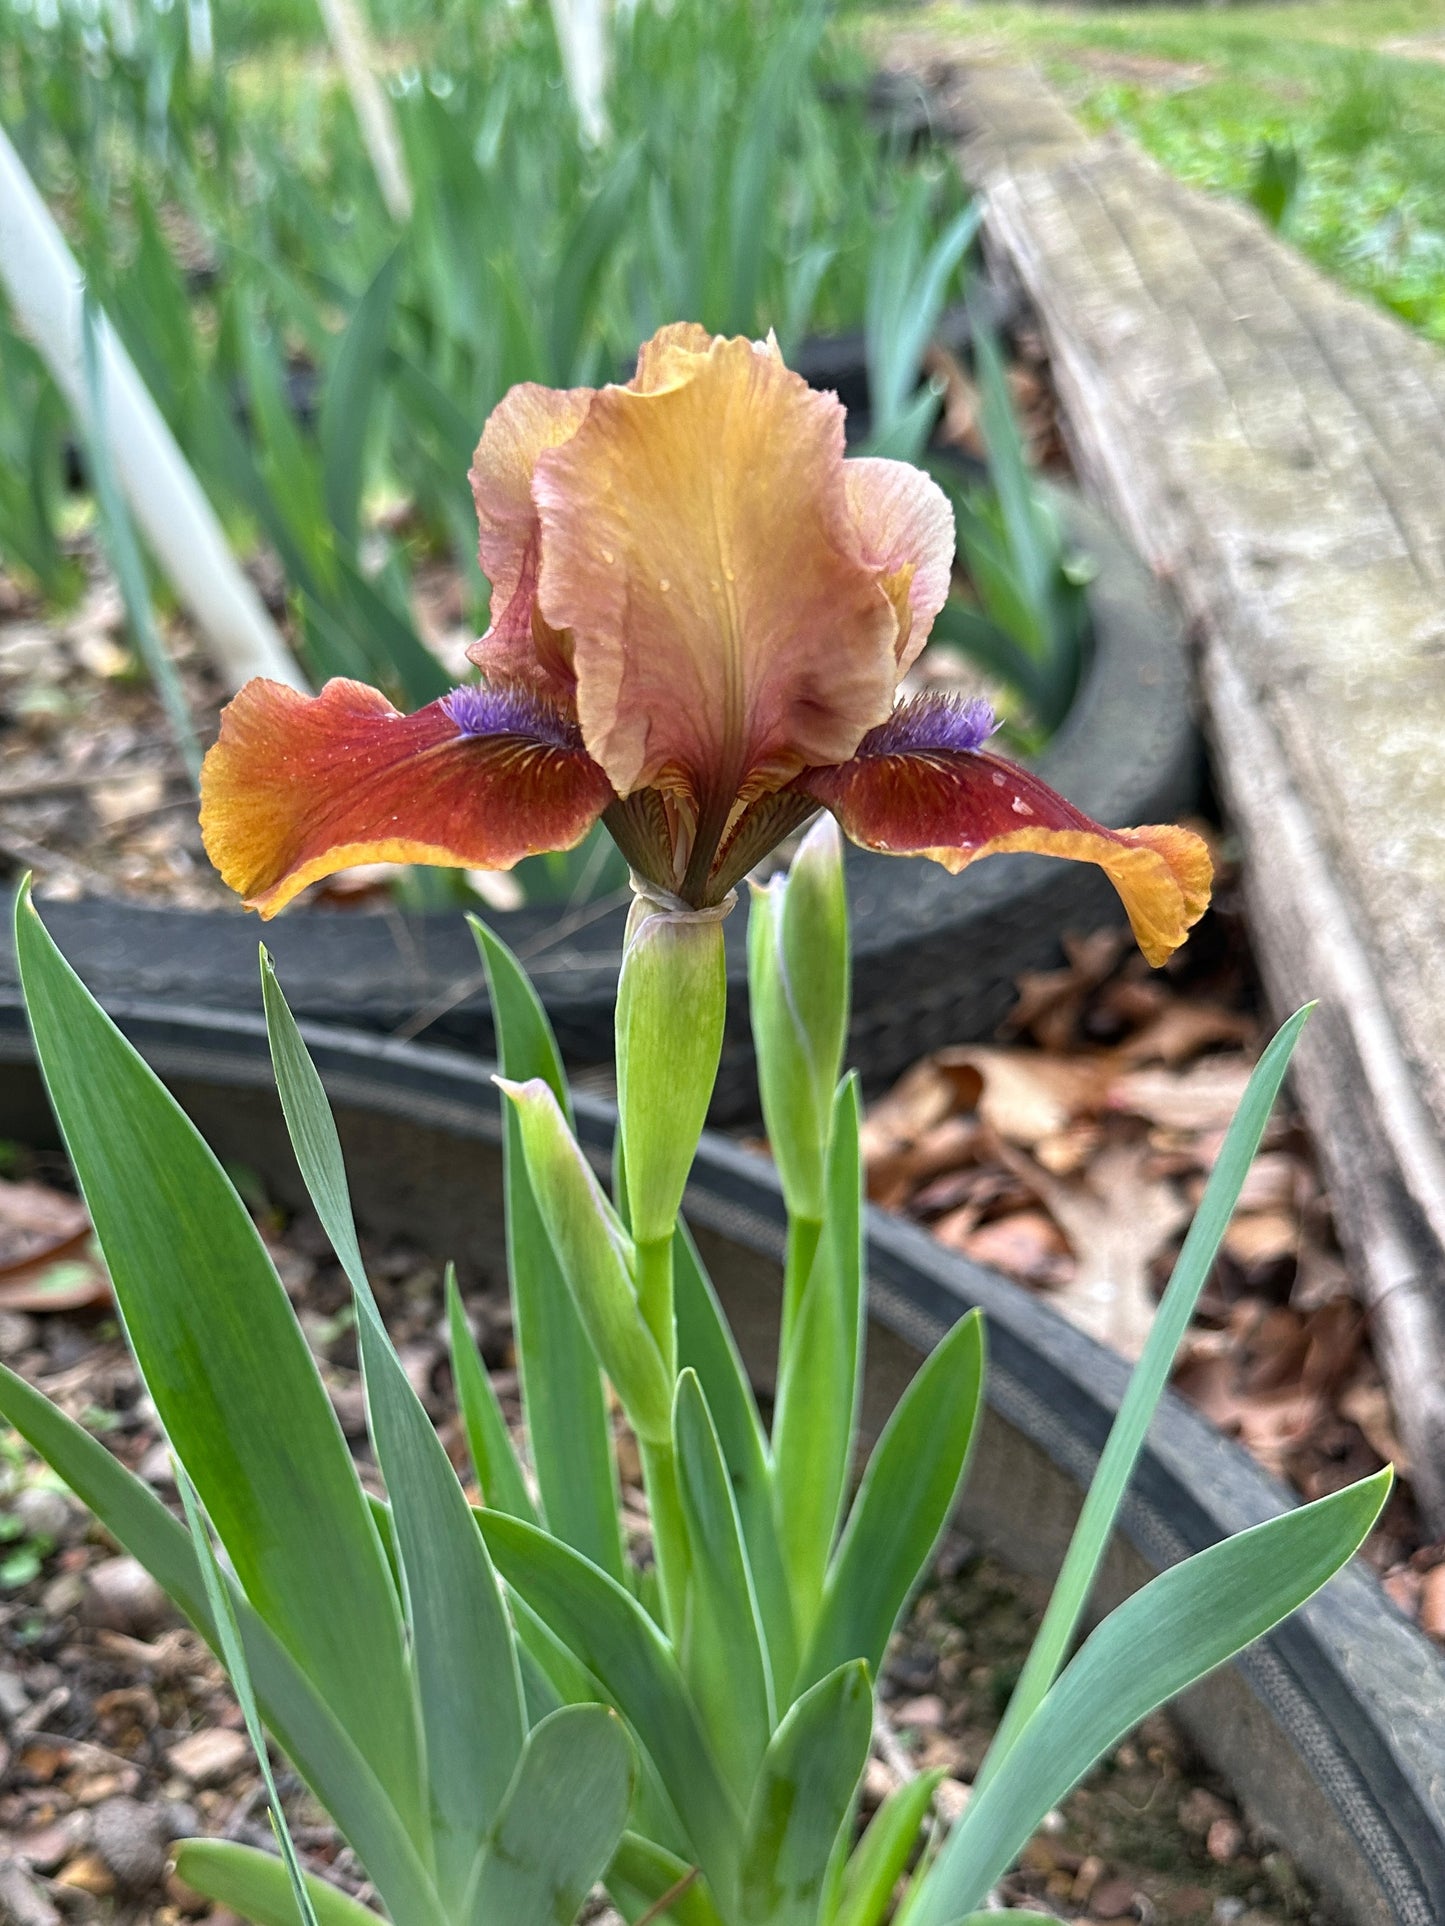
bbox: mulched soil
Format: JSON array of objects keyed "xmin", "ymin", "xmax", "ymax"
[
  {"xmin": 2, "ymin": 1154, "xmax": 1326, "ymax": 1926},
  {"xmin": 0, "ymin": 571, "xmax": 229, "ymax": 912}
]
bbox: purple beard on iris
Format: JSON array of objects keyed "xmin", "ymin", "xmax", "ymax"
[
  {"xmin": 852, "ymin": 693, "xmax": 999, "ymax": 759},
  {"xmin": 442, "ymin": 682, "xmax": 584, "ymax": 749}
]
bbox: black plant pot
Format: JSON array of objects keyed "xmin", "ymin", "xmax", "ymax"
[
  {"xmin": 0, "ymin": 997, "xmax": 1439, "ymax": 1926},
  {"xmin": 0, "ymin": 486, "xmax": 1201, "ymax": 1122}
]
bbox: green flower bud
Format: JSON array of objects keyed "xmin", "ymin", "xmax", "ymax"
[
  {"xmin": 496, "ymin": 1075, "xmax": 673, "ymax": 1444},
  {"xmin": 615, "ymin": 899, "xmax": 727, "ymax": 1249},
  {"xmin": 748, "ymin": 814, "xmax": 850, "ymax": 1222}
]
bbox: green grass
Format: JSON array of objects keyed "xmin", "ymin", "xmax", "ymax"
[{"xmin": 904, "ymin": 0, "xmax": 1445, "ymax": 339}]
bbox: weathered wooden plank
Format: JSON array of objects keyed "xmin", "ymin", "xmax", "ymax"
[{"xmin": 910, "ymin": 55, "xmax": 1445, "ymax": 1521}]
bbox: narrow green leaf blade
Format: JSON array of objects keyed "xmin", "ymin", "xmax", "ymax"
[
  {"xmin": 951, "ymin": 1916, "xmax": 1059, "ymax": 1925},
  {"xmin": 911, "ymin": 1470, "xmax": 1392, "ymax": 1923},
  {"xmin": 472, "ymin": 917, "xmax": 624, "ymax": 1582},
  {"xmin": 320, "ymin": 247, "xmax": 402, "ymax": 554},
  {"xmin": 13, "ymin": 891, "xmax": 417, "ymax": 1819},
  {"xmin": 0, "ymin": 1361, "xmax": 436, "ymax": 1926},
  {"xmin": 672, "ymin": 1370, "xmax": 774, "ymax": 1800},
  {"xmin": 333, "ymin": 557, "xmax": 452, "ymax": 707},
  {"xmin": 737, "ymin": 1661, "xmax": 872, "ymax": 1926},
  {"xmin": 548, "ymin": 147, "xmax": 643, "ymax": 384},
  {"xmin": 981, "ymin": 1009, "xmax": 1313, "ymax": 1780},
  {"xmin": 833, "ymin": 1771, "xmax": 946, "ymax": 1926},
  {"xmin": 446, "ymin": 1266, "xmax": 538, "ymax": 1525},
  {"xmin": 466, "ymin": 1705, "xmax": 634, "ymax": 1926},
  {"xmin": 798, "ymin": 1311, "xmax": 984, "ymax": 1693},
  {"xmin": 606, "ymin": 1833, "xmax": 724, "ymax": 1926},
  {"xmin": 175, "ymin": 1840, "xmax": 383, "ymax": 1926},
  {"xmin": 771, "ymin": 1077, "xmax": 864, "ymax": 1639},
  {"xmin": 177, "ymin": 1467, "xmax": 320, "ymax": 1926},
  {"xmin": 478, "ymin": 1512, "xmax": 745, "ymax": 1896},
  {"xmin": 674, "ymin": 1225, "xmax": 795, "ymax": 1691},
  {"xmin": 263, "ymin": 959, "xmax": 527, "ymax": 1902}
]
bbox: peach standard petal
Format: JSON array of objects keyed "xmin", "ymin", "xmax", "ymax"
[
  {"xmin": 532, "ymin": 332, "xmax": 900, "ymax": 821},
  {"xmin": 200, "ymin": 678, "xmax": 612, "ymax": 917},
  {"xmin": 630, "ymin": 321, "xmax": 715, "ymax": 392},
  {"xmin": 467, "ymin": 381, "xmax": 593, "ymax": 696},
  {"xmin": 844, "ymin": 457, "xmax": 956, "ymax": 668}
]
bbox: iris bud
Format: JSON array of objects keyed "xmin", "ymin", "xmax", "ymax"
[
  {"xmin": 748, "ymin": 814, "xmax": 850, "ymax": 1222},
  {"xmin": 496, "ymin": 1076, "xmax": 672, "ymax": 1445},
  {"xmin": 615, "ymin": 898, "xmax": 728, "ymax": 1249}
]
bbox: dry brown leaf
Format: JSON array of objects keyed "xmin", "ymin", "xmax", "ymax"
[
  {"xmin": 0, "ymin": 1228, "xmax": 110, "ymax": 1312},
  {"xmin": 1240, "ymin": 1306, "xmax": 1310, "ymax": 1394},
  {"xmin": 867, "ymin": 1115, "xmax": 984, "ymax": 1211},
  {"xmin": 1339, "ymin": 1377, "xmax": 1411, "ymax": 1473},
  {"xmin": 1383, "ymin": 1566, "xmax": 1421, "ymax": 1618},
  {"xmin": 1231, "ymin": 1149, "xmax": 1305, "ymax": 1216},
  {"xmin": 1003, "ymin": 929, "xmax": 1127, "ymax": 1051},
  {"xmin": 1222, "ymin": 1210, "xmax": 1299, "ymax": 1272},
  {"xmin": 0, "ymin": 1177, "xmax": 88, "ymax": 1246},
  {"xmin": 860, "ymin": 1059, "xmax": 958, "ymax": 1167},
  {"xmin": 1418, "ymin": 1565, "xmax": 1445, "ymax": 1641},
  {"xmin": 1001, "ymin": 1138, "xmax": 1189, "ymax": 1356},
  {"xmin": 1174, "ymin": 1350, "xmax": 1321, "ymax": 1476},
  {"xmin": 921, "ymin": 342, "xmax": 979, "ymax": 450},
  {"xmin": 90, "ymin": 769, "xmax": 165, "ymax": 828},
  {"xmin": 944, "ymin": 1209, "xmax": 1072, "ymax": 1288},
  {"xmin": 1107, "ymin": 1058, "xmax": 1255, "ymax": 1133},
  {"xmin": 1117, "ymin": 999, "xmax": 1255, "ymax": 1068},
  {"xmin": 1032, "ymin": 1121, "xmax": 1102, "ymax": 1177},
  {"xmin": 933, "ymin": 1046, "xmax": 1117, "ymax": 1147},
  {"xmin": 1300, "ymin": 1298, "xmax": 1365, "ymax": 1394}
]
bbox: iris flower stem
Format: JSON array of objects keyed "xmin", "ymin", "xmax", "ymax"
[
  {"xmin": 634, "ymin": 1234, "xmax": 688, "ymax": 1639},
  {"xmin": 778, "ymin": 1213, "xmax": 823, "ymax": 1373},
  {"xmin": 640, "ymin": 1437, "xmax": 691, "ymax": 1646},
  {"xmin": 635, "ymin": 1235, "xmax": 677, "ymax": 1380}
]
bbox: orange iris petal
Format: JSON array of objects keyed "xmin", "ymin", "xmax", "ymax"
[
  {"xmin": 801, "ymin": 740, "xmax": 1212, "ymax": 967},
  {"xmin": 467, "ymin": 381, "xmax": 594, "ymax": 699},
  {"xmin": 199, "ymin": 678, "xmax": 613, "ymax": 918},
  {"xmin": 532, "ymin": 333, "xmax": 903, "ymax": 808},
  {"xmin": 843, "ymin": 457, "xmax": 956, "ymax": 669}
]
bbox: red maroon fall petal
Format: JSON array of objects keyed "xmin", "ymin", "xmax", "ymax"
[
  {"xmin": 797, "ymin": 695, "xmax": 1212, "ymax": 966},
  {"xmin": 200, "ymin": 677, "xmax": 613, "ymax": 917}
]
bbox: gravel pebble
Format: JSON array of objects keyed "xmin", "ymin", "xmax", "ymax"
[
  {"xmin": 165, "ymin": 1726, "xmax": 252, "ymax": 1788},
  {"xmin": 90, "ymin": 1796, "xmax": 171, "ymax": 1893},
  {"xmin": 80, "ymin": 1556, "xmax": 173, "ymax": 1637},
  {"xmin": 0, "ymin": 1665, "xmax": 31, "ymax": 1720},
  {"xmin": 12, "ymin": 1486, "xmax": 75, "ymax": 1546}
]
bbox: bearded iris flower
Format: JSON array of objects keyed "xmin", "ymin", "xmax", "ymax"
[{"xmin": 200, "ymin": 323, "xmax": 1210, "ymax": 964}]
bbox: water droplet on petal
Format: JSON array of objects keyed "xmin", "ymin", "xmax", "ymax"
[
  {"xmin": 659, "ymin": 578, "xmax": 670, "ymax": 592},
  {"xmin": 601, "ymin": 548, "xmax": 615, "ymax": 565}
]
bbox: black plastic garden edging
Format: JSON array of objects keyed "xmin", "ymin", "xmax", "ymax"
[
  {"xmin": 0, "ymin": 486, "xmax": 1201, "ymax": 1121},
  {"xmin": 0, "ymin": 996, "xmax": 1437, "ymax": 1926}
]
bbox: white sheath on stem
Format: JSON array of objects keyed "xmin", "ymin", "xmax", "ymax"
[
  {"xmin": 0, "ymin": 123, "xmax": 305, "ymax": 692},
  {"xmin": 315, "ymin": 0, "xmax": 413, "ymax": 223},
  {"xmin": 549, "ymin": 0, "xmax": 611, "ymax": 146}
]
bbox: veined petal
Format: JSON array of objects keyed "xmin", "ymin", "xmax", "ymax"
[
  {"xmin": 799, "ymin": 696, "xmax": 1212, "ymax": 966},
  {"xmin": 844, "ymin": 457, "xmax": 956, "ymax": 668},
  {"xmin": 467, "ymin": 381, "xmax": 593, "ymax": 697},
  {"xmin": 630, "ymin": 321, "xmax": 714, "ymax": 392},
  {"xmin": 200, "ymin": 678, "xmax": 612, "ymax": 918},
  {"xmin": 533, "ymin": 331, "xmax": 900, "ymax": 812}
]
